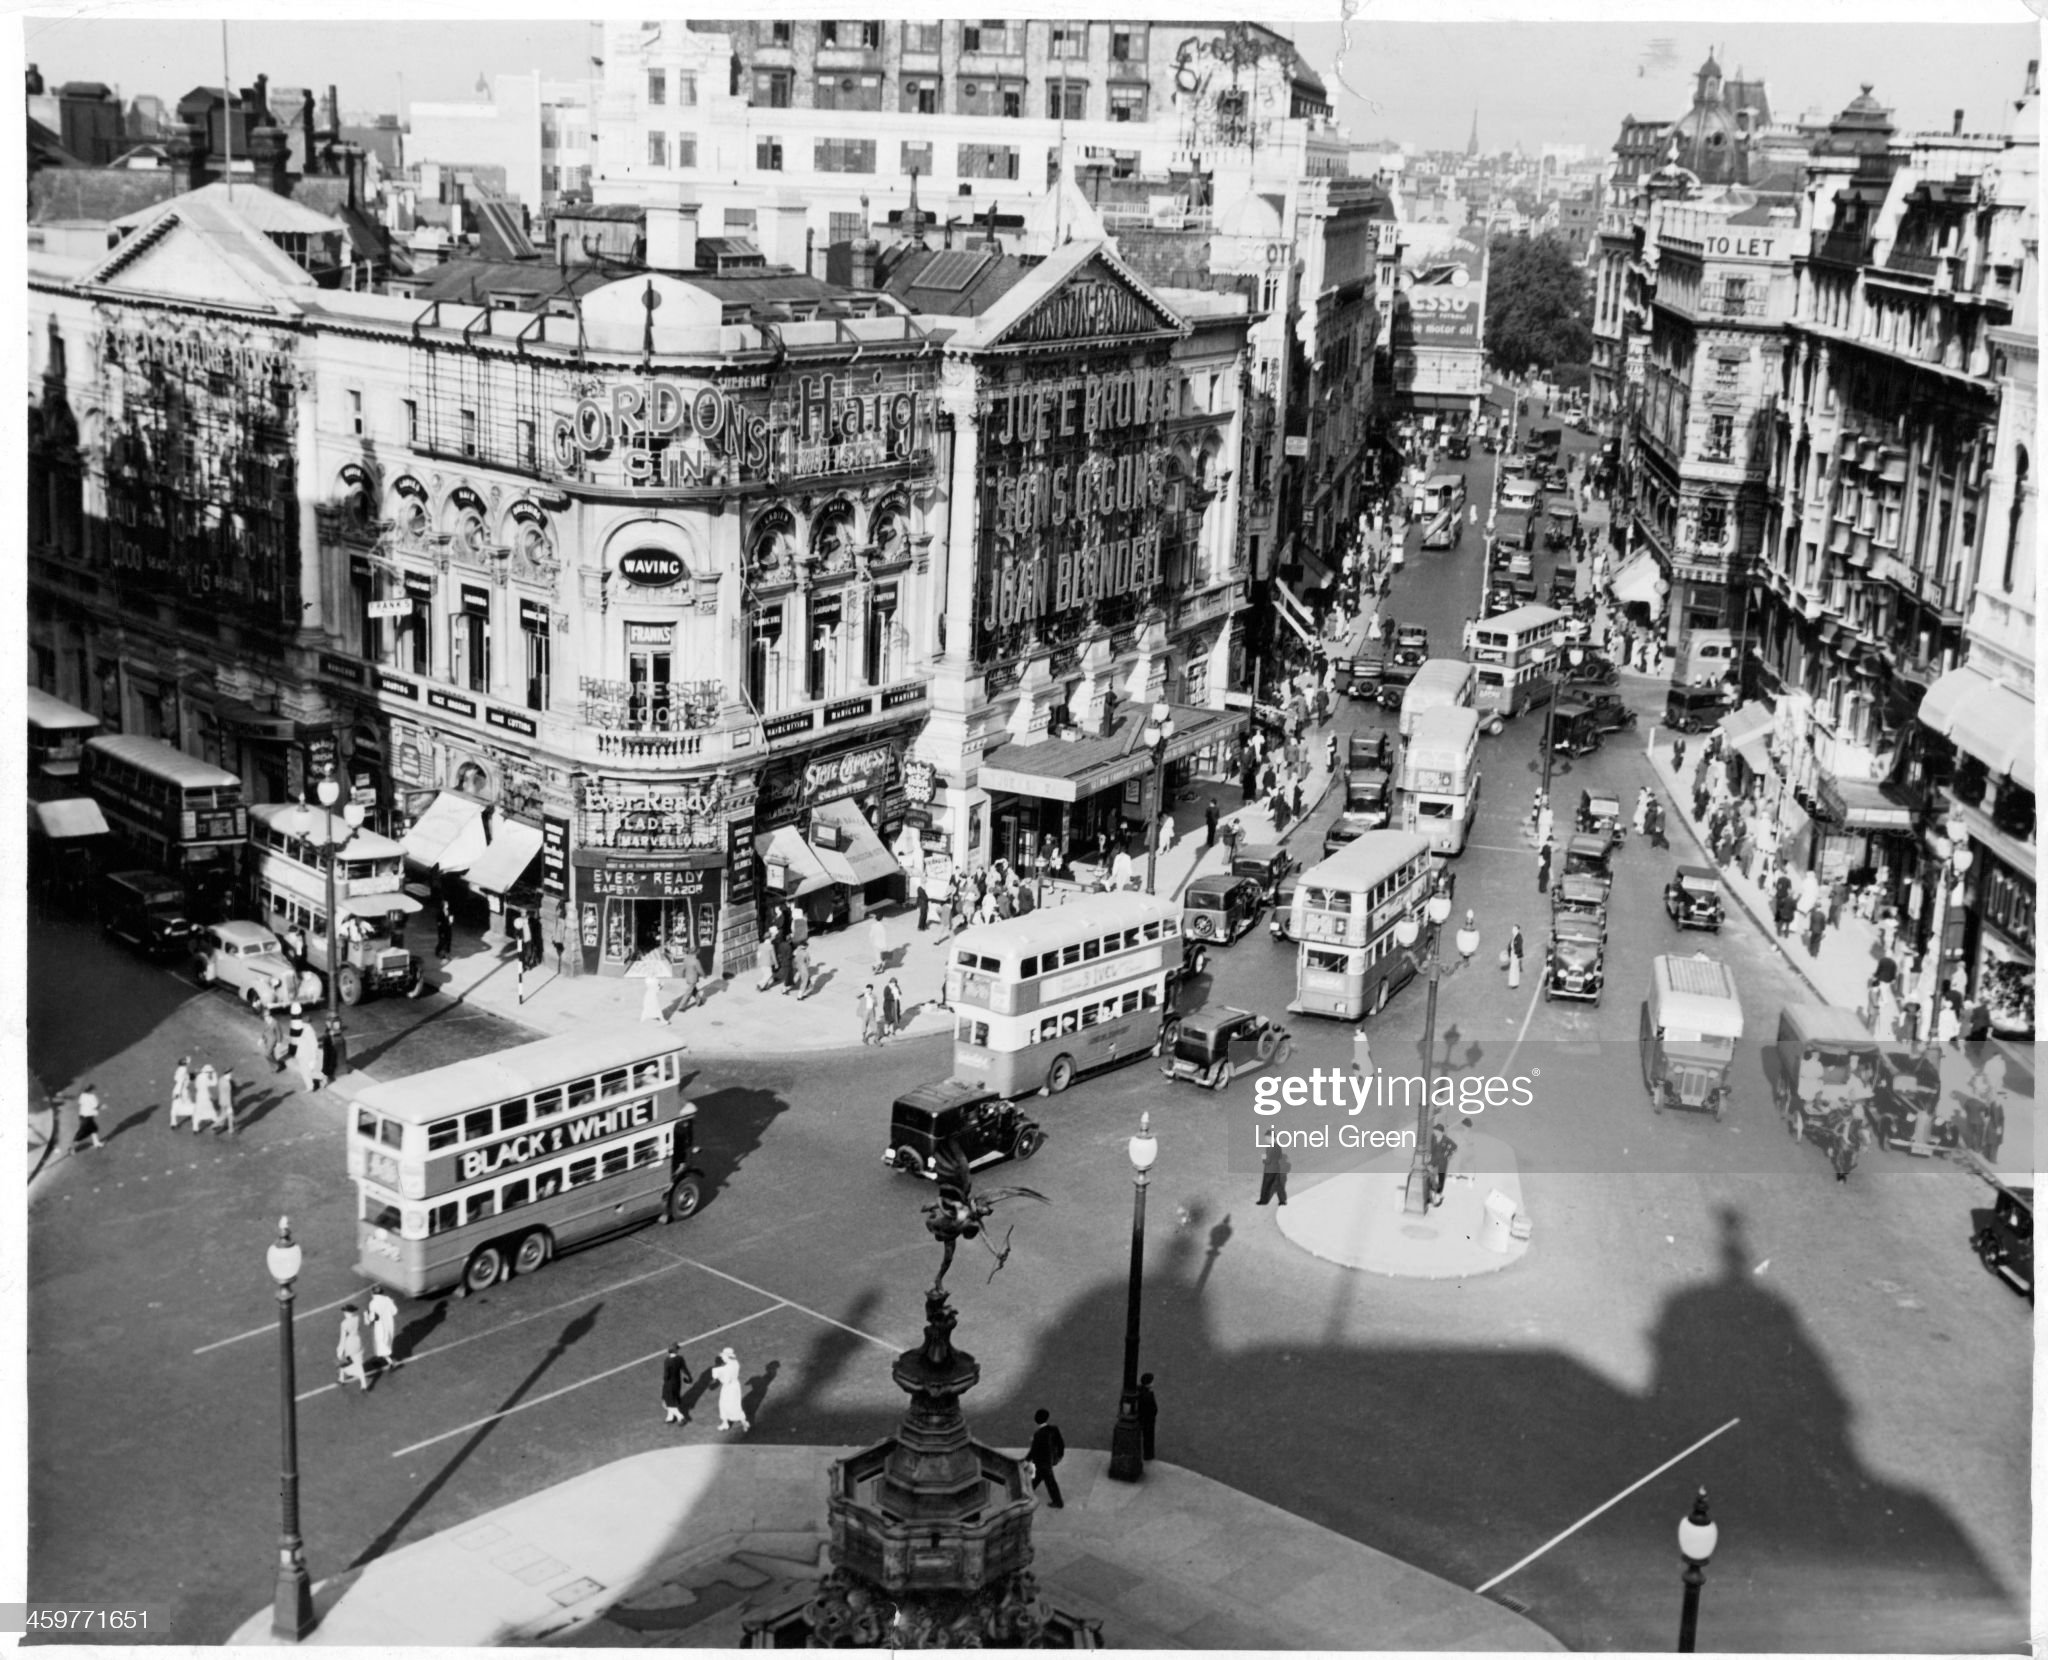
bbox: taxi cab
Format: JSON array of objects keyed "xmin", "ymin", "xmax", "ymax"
[
  {"xmin": 1544, "ymin": 912, "xmax": 1606, "ymax": 1004},
  {"xmin": 883, "ymin": 1079, "xmax": 1043, "ymax": 1179},
  {"xmin": 1663, "ymin": 864, "xmax": 1725, "ymax": 931},
  {"xmin": 1183, "ymin": 874, "xmax": 1263, "ymax": 945},
  {"xmin": 1229, "ymin": 845, "xmax": 1295, "ymax": 907},
  {"xmin": 1160, "ymin": 1008, "xmax": 1295, "ymax": 1091},
  {"xmin": 1551, "ymin": 873, "xmax": 1610, "ymax": 939},
  {"xmin": 1558, "ymin": 832, "xmax": 1614, "ymax": 892}
]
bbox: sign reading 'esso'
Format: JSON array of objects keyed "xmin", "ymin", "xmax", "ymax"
[
  {"xmin": 618, "ymin": 548, "xmax": 686, "ymax": 588},
  {"xmin": 1406, "ymin": 291, "xmax": 1475, "ymax": 317}
]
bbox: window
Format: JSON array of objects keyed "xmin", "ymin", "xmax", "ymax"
[
  {"xmin": 866, "ymin": 582, "xmax": 900, "ymax": 685},
  {"xmin": 807, "ymin": 591, "xmax": 844, "ymax": 700},
  {"xmin": 1720, "ymin": 276, "xmax": 1747, "ymax": 316},
  {"xmin": 901, "ymin": 140, "xmax": 933, "ymax": 176},
  {"xmin": 348, "ymin": 389, "xmax": 363, "ymax": 435},
  {"xmin": 957, "ymin": 144, "xmax": 1019, "ymax": 181},
  {"xmin": 1111, "ymin": 24, "xmax": 1145, "ymax": 61},
  {"xmin": 816, "ymin": 72, "xmax": 883, "ymax": 112},
  {"xmin": 829, "ymin": 210, "xmax": 865, "ymax": 244},
  {"xmin": 1704, "ymin": 414, "xmax": 1733, "ymax": 461},
  {"xmin": 628, "ymin": 632, "xmax": 673, "ymax": 728},
  {"xmin": 524, "ymin": 612, "xmax": 550, "ymax": 712},
  {"xmin": 815, "ymin": 138, "xmax": 877, "ymax": 173},
  {"xmin": 459, "ymin": 408, "xmax": 477, "ymax": 458},
  {"xmin": 753, "ymin": 69, "xmax": 791, "ymax": 108},
  {"xmin": 747, "ymin": 606, "xmax": 784, "ymax": 712},
  {"xmin": 673, "ymin": 136, "xmax": 697, "ymax": 168},
  {"xmin": 452, "ymin": 604, "xmax": 490, "ymax": 694},
  {"xmin": 820, "ymin": 20, "xmax": 880, "ymax": 48},
  {"xmin": 647, "ymin": 70, "xmax": 665, "ymax": 105},
  {"xmin": 724, "ymin": 208, "xmax": 758, "ymax": 231},
  {"xmin": 518, "ymin": 419, "xmax": 537, "ymax": 470},
  {"xmin": 675, "ymin": 72, "xmax": 697, "ymax": 106},
  {"xmin": 957, "ymin": 77, "xmax": 1024, "ymax": 117},
  {"xmin": 1109, "ymin": 83, "xmax": 1147, "ymax": 123},
  {"xmin": 1046, "ymin": 79, "xmax": 1086, "ymax": 121},
  {"xmin": 404, "ymin": 398, "xmax": 418, "ymax": 443},
  {"xmin": 1050, "ymin": 21, "xmax": 1087, "ymax": 57},
  {"xmin": 903, "ymin": 22, "xmax": 940, "ymax": 52},
  {"xmin": 770, "ymin": 20, "xmax": 792, "ymax": 43},
  {"xmin": 648, "ymin": 131, "xmax": 667, "ymax": 167},
  {"xmin": 961, "ymin": 20, "xmax": 1016, "ymax": 54},
  {"xmin": 756, "ymin": 137, "xmax": 783, "ymax": 171},
  {"xmin": 901, "ymin": 76, "xmax": 940, "ymax": 115}
]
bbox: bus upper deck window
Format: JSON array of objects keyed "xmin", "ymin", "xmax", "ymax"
[
  {"xmin": 632, "ymin": 1060, "xmax": 662, "ymax": 1091},
  {"xmin": 1020, "ymin": 955, "xmax": 1037, "ymax": 977},
  {"xmin": 462, "ymin": 1107, "xmax": 495, "ymax": 1143},
  {"xmin": 568, "ymin": 1077, "xmax": 596, "ymax": 1111},
  {"xmin": 499, "ymin": 1097, "xmax": 530, "ymax": 1131},
  {"xmin": 426, "ymin": 1117, "xmax": 459, "ymax": 1151},
  {"xmin": 1083, "ymin": 937, "xmax": 1101, "ymax": 961},
  {"xmin": 1061, "ymin": 944, "xmax": 1081, "ymax": 967},
  {"xmin": 354, "ymin": 1108, "xmax": 379, "ymax": 1140},
  {"xmin": 1123, "ymin": 928, "xmax": 1140, "ymax": 949},
  {"xmin": 1142, "ymin": 922, "xmax": 1160, "ymax": 941},
  {"xmin": 380, "ymin": 1119, "xmax": 404, "ymax": 1149},
  {"xmin": 531, "ymin": 1087, "xmax": 563, "ymax": 1119},
  {"xmin": 600, "ymin": 1068, "xmax": 629, "ymax": 1100}
]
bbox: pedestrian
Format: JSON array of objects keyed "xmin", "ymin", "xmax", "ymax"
[
  {"xmin": 755, "ymin": 931, "xmax": 778, "ymax": 993},
  {"xmin": 1506, "ymin": 923, "xmax": 1524, "ymax": 990},
  {"xmin": 1647, "ymin": 796, "xmax": 1668, "ymax": 850},
  {"xmin": 168, "ymin": 1057, "xmax": 194, "ymax": 1130},
  {"xmin": 712, "ymin": 1346, "xmax": 749, "ymax": 1433},
  {"xmin": 1350, "ymin": 1026, "xmax": 1373, "ymax": 1085},
  {"xmin": 1535, "ymin": 805, "xmax": 1554, "ymax": 849},
  {"xmin": 916, "ymin": 880, "xmax": 930, "ymax": 932},
  {"xmin": 1204, "ymin": 797, "xmax": 1219, "ymax": 850},
  {"xmin": 294, "ymin": 1022, "xmax": 327, "ymax": 1094},
  {"xmin": 1257, "ymin": 1141, "xmax": 1290, "ymax": 1206},
  {"xmin": 1026, "ymin": 1408, "xmax": 1066, "ymax": 1508},
  {"xmin": 1223, "ymin": 818, "xmax": 1244, "ymax": 862},
  {"xmin": 435, "ymin": 906, "xmax": 454, "ymax": 962},
  {"xmin": 790, "ymin": 906, "xmax": 810, "ymax": 948},
  {"xmin": 214, "ymin": 1067, "xmax": 237, "ymax": 1136},
  {"xmin": 672, "ymin": 950, "xmax": 703, "ymax": 1016},
  {"xmin": 1270, "ymin": 788, "xmax": 1290, "ymax": 838},
  {"xmin": 661, "ymin": 1342, "xmax": 694, "ymax": 1424},
  {"xmin": 366, "ymin": 1288, "xmax": 398, "ymax": 1378},
  {"xmin": 641, "ymin": 963, "xmax": 669, "ymax": 1022},
  {"xmin": 336, "ymin": 1305, "xmax": 371, "ymax": 1392},
  {"xmin": 1290, "ymin": 775, "xmax": 1304, "ymax": 819},
  {"xmin": 71, "ymin": 1083, "xmax": 104, "ymax": 1152},
  {"xmin": 1136, "ymin": 1373, "xmax": 1159, "ymax": 1462},
  {"xmin": 1804, "ymin": 902, "xmax": 1827, "ymax": 960},
  {"xmin": 864, "ymin": 913, "xmax": 888, "ymax": 975},
  {"xmin": 1632, "ymin": 787, "xmax": 1651, "ymax": 838},
  {"xmin": 1536, "ymin": 839, "xmax": 1553, "ymax": 894},
  {"xmin": 185, "ymin": 1056, "xmax": 217, "ymax": 1138},
  {"xmin": 1427, "ymin": 1116, "xmax": 1458, "ymax": 1203},
  {"xmin": 1773, "ymin": 883, "xmax": 1796, "ymax": 938},
  {"xmin": 883, "ymin": 977, "xmax": 904, "ymax": 1038},
  {"xmin": 259, "ymin": 1002, "xmax": 281, "ymax": 1065},
  {"xmin": 1158, "ymin": 813, "xmax": 1177, "ymax": 857},
  {"xmin": 323, "ymin": 1019, "xmax": 348, "ymax": 1086},
  {"xmin": 858, "ymin": 984, "xmax": 882, "ymax": 1046},
  {"xmin": 1867, "ymin": 953, "xmax": 1899, "ymax": 1029},
  {"xmin": 774, "ymin": 927, "xmax": 794, "ymax": 991},
  {"xmin": 1935, "ymin": 993, "xmax": 1962, "ymax": 1046}
]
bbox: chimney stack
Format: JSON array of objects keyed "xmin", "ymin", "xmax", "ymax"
[
  {"xmin": 250, "ymin": 122, "xmax": 293, "ymax": 196},
  {"xmin": 643, "ymin": 186, "xmax": 699, "ymax": 272},
  {"xmin": 849, "ymin": 237, "xmax": 878, "ymax": 290},
  {"xmin": 168, "ymin": 122, "xmax": 200, "ymax": 194},
  {"xmin": 1954, "ymin": 108, "xmax": 1965, "ymax": 135}
]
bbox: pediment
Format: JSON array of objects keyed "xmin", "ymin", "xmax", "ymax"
[{"xmin": 982, "ymin": 243, "xmax": 1185, "ymax": 351}]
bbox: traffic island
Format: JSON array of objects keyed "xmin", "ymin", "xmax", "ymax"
[{"xmin": 1276, "ymin": 1129, "xmax": 1532, "ymax": 1279}]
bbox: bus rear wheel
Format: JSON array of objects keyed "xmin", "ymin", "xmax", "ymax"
[
  {"xmin": 338, "ymin": 965, "xmax": 364, "ymax": 1007},
  {"xmin": 459, "ymin": 1244, "xmax": 506, "ymax": 1296},
  {"xmin": 664, "ymin": 1174, "xmax": 704, "ymax": 1223},
  {"xmin": 512, "ymin": 1230, "xmax": 552, "ymax": 1277},
  {"xmin": 1045, "ymin": 1055, "xmax": 1077, "ymax": 1095}
]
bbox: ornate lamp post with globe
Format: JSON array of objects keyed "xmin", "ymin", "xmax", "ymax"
[
  {"xmin": 1141, "ymin": 703, "xmax": 1177, "ymax": 895},
  {"xmin": 1675, "ymin": 1487, "xmax": 1719, "ymax": 1652},
  {"xmin": 1106, "ymin": 1112, "xmax": 1158, "ymax": 1482},
  {"xmin": 267, "ymin": 1218, "xmax": 316, "ymax": 1641}
]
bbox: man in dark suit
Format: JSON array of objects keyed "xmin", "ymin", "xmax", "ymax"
[
  {"xmin": 1026, "ymin": 1408, "xmax": 1065, "ymax": 1509},
  {"xmin": 1257, "ymin": 1142, "xmax": 1290, "ymax": 1206}
]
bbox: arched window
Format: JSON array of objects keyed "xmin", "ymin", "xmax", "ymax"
[
  {"xmin": 870, "ymin": 499, "xmax": 908, "ymax": 561},
  {"xmin": 748, "ymin": 506, "xmax": 797, "ymax": 579},
  {"xmin": 811, "ymin": 500, "xmax": 856, "ymax": 573}
]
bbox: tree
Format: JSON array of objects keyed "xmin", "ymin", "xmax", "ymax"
[{"xmin": 1484, "ymin": 233, "xmax": 1593, "ymax": 380}]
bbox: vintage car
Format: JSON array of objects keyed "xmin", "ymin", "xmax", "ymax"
[
  {"xmin": 1564, "ymin": 690, "xmax": 1638, "ymax": 734},
  {"xmin": 1663, "ymin": 864, "xmax": 1725, "ymax": 931},
  {"xmin": 1969, "ymin": 1167, "xmax": 2034, "ymax": 1301},
  {"xmin": 1766, "ymin": 1003, "xmax": 1951, "ymax": 1156},
  {"xmin": 1576, "ymin": 791, "xmax": 1626, "ymax": 846},
  {"xmin": 1543, "ymin": 913, "xmax": 1606, "ymax": 1004},
  {"xmin": 883, "ymin": 1079, "xmax": 1043, "ymax": 1179},
  {"xmin": 1640, "ymin": 952, "xmax": 1743, "ymax": 1117},
  {"xmin": 1348, "ymin": 730, "xmax": 1394, "ymax": 774},
  {"xmin": 100, "ymin": 870, "xmax": 197, "ymax": 959},
  {"xmin": 1183, "ymin": 874, "xmax": 1264, "ymax": 944},
  {"xmin": 1560, "ymin": 652, "xmax": 1621, "ymax": 690},
  {"xmin": 1664, "ymin": 683, "xmax": 1735, "ymax": 733},
  {"xmin": 1546, "ymin": 506, "xmax": 1580, "ymax": 549},
  {"xmin": 1268, "ymin": 876, "xmax": 1301, "ymax": 942},
  {"xmin": 1229, "ymin": 845, "xmax": 1295, "ymax": 906},
  {"xmin": 1549, "ymin": 705, "xmax": 1606, "ymax": 759},
  {"xmin": 1558, "ymin": 832, "xmax": 1614, "ymax": 891},
  {"xmin": 1549, "ymin": 572, "xmax": 1580, "ymax": 608},
  {"xmin": 1161, "ymin": 1008, "xmax": 1295, "ymax": 1090},
  {"xmin": 1381, "ymin": 643, "xmax": 1427, "ymax": 692},
  {"xmin": 193, "ymin": 920, "xmax": 324, "ymax": 1011},
  {"xmin": 1483, "ymin": 585, "xmax": 1520, "ymax": 619},
  {"xmin": 1345, "ymin": 645, "xmax": 1387, "ymax": 700},
  {"xmin": 1393, "ymin": 624, "xmax": 1431, "ymax": 658},
  {"xmin": 1326, "ymin": 773, "xmax": 1393, "ymax": 855},
  {"xmin": 1445, "ymin": 433, "xmax": 1471, "ymax": 461},
  {"xmin": 1509, "ymin": 574, "xmax": 1541, "ymax": 607},
  {"xmin": 1551, "ymin": 873, "xmax": 1610, "ymax": 939}
]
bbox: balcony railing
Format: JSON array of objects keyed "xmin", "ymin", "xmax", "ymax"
[
  {"xmin": 1883, "ymin": 247, "xmax": 1942, "ymax": 280},
  {"xmin": 1812, "ymin": 230, "xmax": 1873, "ymax": 269}
]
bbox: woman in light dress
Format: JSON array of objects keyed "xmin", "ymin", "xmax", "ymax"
[
  {"xmin": 188, "ymin": 1063, "xmax": 219, "ymax": 1134},
  {"xmin": 167, "ymin": 1058, "xmax": 194, "ymax": 1130},
  {"xmin": 712, "ymin": 1346, "xmax": 749, "ymax": 1433}
]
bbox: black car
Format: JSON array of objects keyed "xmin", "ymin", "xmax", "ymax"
[
  {"xmin": 1229, "ymin": 845, "xmax": 1296, "ymax": 907},
  {"xmin": 1544, "ymin": 914, "xmax": 1606, "ymax": 1004},
  {"xmin": 1348, "ymin": 730, "xmax": 1394, "ymax": 774},
  {"xmin": 1561, "ymin": 690, "xmax": 1637, "ymax": 734},
  {"xmin": 883, "ymin": 1080, "xmax": 1043, "ymax": 1180},
  {"xmin": 1445, "ymin": 434, "xmax": 1471, "ymax": 461},
  {"xmin": 1664, "ymin": 684, "xmax": 1734, "ymax": 733},
  {"xmin": 1561, "ymin": 653, "xmax": 1621, "ymax": 690},
  {"xmin": 1549, "ymin": 705, "xmax": 1605, "ymax": 758},
  {"xmin": 100, "ymin": 869, "xmax": 197, "ymax": 958},
  {"xmin": 1161, "ymin": 1008, "xmax": 1296, "ymax": 1090},
  {"xmin": 1663, "ymin": 864, "xmax": 1725, "ymax": 931}
]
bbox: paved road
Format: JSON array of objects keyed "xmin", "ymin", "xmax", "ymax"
[{"xmin": 27, "ymin": 396, "xmax": 2030, "ymax": 1650}]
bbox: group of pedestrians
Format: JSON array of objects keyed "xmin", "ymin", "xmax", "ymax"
[
  {"xmin": 166, "ymin": 1054, "xmax": 240, "ymax": 1135},
  {"xmin": 657, "ymin": 1343, "xmax": 752, "ymax": 1432},
  {"xmin": 335, "ymin": 1290, "xmax": 400, "ymax": 1391},
  {"xmin": 257, "ymin": 1000, "xmax": 337, "ymax": 1093},
  {"xmin": 857, "ymin": 979, "xmax": 907, "ymax": 1045}
]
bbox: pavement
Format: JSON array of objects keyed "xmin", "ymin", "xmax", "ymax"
[
  {"xmin": 1279, "ymin": 1130, "xmax": 1531, "ymax": 1279},
  {"xmin": 350, "ymin": 746, "xmax": 1341, "ymax": 1068},
  {"xmin": 226, "ymin": 1443, "xmax": 1562, "ymax": 1650}
]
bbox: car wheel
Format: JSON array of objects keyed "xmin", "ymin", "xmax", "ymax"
[
  {"xmin": 1488, "ymin": 716, "xmax": 1505, "ymax": 737},
  {"xmin": 241, "ymin": 985, "xmax": 264, "ymax": 1011},
  {"xmin": 1215, "ymin": 1060, "xmax": 1233, "ymax": 1091},
  {"xmin": 338, "ymin": 965, "xmax": 364, "ymax": 1007},
  {"xmin": 1271, "ymin": 1035, "xmax": 1294, "ymax": 1069},
  {"xmin": 512, "ymin": 1230, "xmax": 552, "ymax": 1277},
  {"xmin": 1189, "ymin": 914, "xmax": 1215, "ymax": 940},
  {"xmin": 1014, "ymin": 1128, "xmax": 1042, "ymax": 1161},
  {"xmin": 893, "ymin": 1148, "xmax": 922, "ymax": 1175},
  {"xmin": 1046, "ymin": 1055, "xmax": 1077, "ymax": 1095},
  {"xmin": 664, "ymin": 1174, "xmax": 704, "ymax": 1222},
  {"xmin": 460, "ymin": 1244, "xmax": 506, "ymax": 1297}
]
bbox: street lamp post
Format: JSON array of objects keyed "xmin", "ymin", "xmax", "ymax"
[
  {"xmin": 1106, "ymin": 1111, "xmax": 1158, "ymax": 1482},
  {"xmin": 267, "ymin": 1217, "xmax": 316, "ymax": 1642},
  {"xmin": 1675, "ymin": 1486, "xmax": 1718, "ymax": 1653},
  {"xmin": 1141, "ymin": 702, "xmax": 1176, "ymax": 895},
  {"xmin": 1392, "ymin": 895, "xmax": 1481, "ymax": 1214},
  {"xmin": 300, "ymin": 774, "xmax": 368, "ymax": 1053}
]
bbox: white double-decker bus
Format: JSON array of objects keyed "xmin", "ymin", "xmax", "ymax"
[{"xmin": 948, "ymin": 892, "xmax": 1184, "ymax": 1098}]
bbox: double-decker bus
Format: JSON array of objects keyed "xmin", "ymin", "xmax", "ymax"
[
  {"xmin": 949, "ymin": 892, "xmax": 1183, "ymax": 1098},
  {"xmin": 1471, "ymin": 603, "xmax": 1565, "ymax": 735},
  {"xmin": 348, "ymin": 1029, "xmax": 704, "ymax": 1298},
  {"xmin": 1398, "ymin": 705, "xmax": 1482, "ymax": 855},
  {"xmin": 1419, "ymin": 473, "xmax": 1468, "ymax": 549},
  {"xmin": 27, "ymin": 688, "xmax": 99, "ymax": 797},
  {"xmin": 81, "ymin": 734, "xmax": 246, "ymax": 917},
  {"xmin": 248, "ymin": 803, "xmax": 423, "ymax": 1004},
  {"xmin": 1287, "ymin": 831, "xmax": 1436, "ymax": 1020}
]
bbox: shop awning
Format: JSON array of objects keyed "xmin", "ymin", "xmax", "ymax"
[
  {"xmin": 1610, "ymin": 552, "xmax": 1661, "ymax": 609},
  {"xmin": 31, "ymin": 798, "xmax": 110, "ymax": 839},
  {"xmin": 400, "ymin": 792, "xmax": 490, "ymax": 874},
  {"xmin": 463, "ymin": 820, "xmax": 544, "ymax": 897},
  {"xmin": 341, "ymin": 890, "xmax": 424, "ymax": 918},
  {"xmin": 210, "ymin": 696, "xmax": 298, "ymax": 741},
  {"xmin": 1819, "ymin": 776, "xmax": 1919, "ymax": 832},
  {"xmin": 1919, "ymin": 667, "xmax": 2035, "ymax": 793},
  {"xmin": 808, "ymin": 798, "xmax": 900, "ymax": 889},
  {"xmin": 1718, "ymin": 703, "xmax": 1775, "ymax": 769},
  {"xmin": 753, "ymin": 824, "xmax": 833, "ymax": 898},
  {"xmin": 977, "ymin": 704, "xmax": 1249, "ymax": 805}
]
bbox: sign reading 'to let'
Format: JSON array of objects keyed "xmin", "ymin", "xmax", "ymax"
[{"xmin": 618, "ymin": 548, "xmax": 686, "ymax": 588}]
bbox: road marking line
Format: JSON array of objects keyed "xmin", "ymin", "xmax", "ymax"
[
  {"xmin": 1501, "ymin": 978, "xmax": 1546, "ymax": 1074},
  {"xmin": 674, "ymin": 1256, "xmax": 902, "ymax": 1353},
  {"xmin": 386, "ymin": 1306, "xmax": 785, "ymax": 1456},
  {"xmin": 1472, "ymin": 1417, "xmax": 1741, "ymax": 1596},
  {"xmin": 196, "ymin": 1292, "xmax": 361, "ymax": 1352}
]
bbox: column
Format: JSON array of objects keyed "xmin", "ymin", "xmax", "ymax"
[{"xmin": 294, "ymin": 369, "xmax": 325, "ymax": 643}]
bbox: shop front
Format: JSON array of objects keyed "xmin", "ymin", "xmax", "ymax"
[
  {"xmin": 752, "ymin": 733, "xmax": 909, "ymax": 929},
  {"xmin": 1969, "ymin": 845, "xmax": 2035, "ymax": 1039},
  {"xmin": 573, "ymin": 775, "xmax": 730, "ymax": 976}
]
